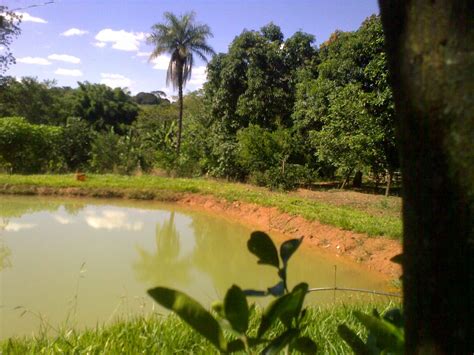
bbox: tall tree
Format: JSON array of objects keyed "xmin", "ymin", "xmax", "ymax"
[
  {"xmin": 0, "ymin": 6, "xmax": 21, "ymax": 77},
  {"xmin": 379, "ymin": 0, "xmax": 473, "ymax": 352},
  {"xmin": 147, "ymin": 12, "xmax": 215, "ymax": 155}
]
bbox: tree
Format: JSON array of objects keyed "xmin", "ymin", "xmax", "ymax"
[
  {"xmin": 73, "ymin": 82, "xmax": 138, "ymax": 130},
  {"xmin": 0, "ymin": 77, "xmax": 74, "ymax": 125},
  {"xmin": 147, "ymin": 11, "xmax": 215, "ymax": 156},
  {"xmin": 0, "ymin": 6, "xmax": 21, "ymax": 76},
  {"xmin": 293, "ymin": 16, "xmax": 398, "ymax": 192},
  {"xmin": 379, "ymin": 0, "xmax": 473, "ymax": 352}
]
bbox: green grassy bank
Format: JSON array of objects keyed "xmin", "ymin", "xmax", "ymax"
[
  {"xmin": 1, "ymin": 302, "xmax": 398, "ymax": 354},
  {"xmin": 0, "ymin": 174, "xmax": 402, "ymax": 239}
]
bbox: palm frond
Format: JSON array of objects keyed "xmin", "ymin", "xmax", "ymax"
[{"xmin": 148, "ymin": 11, "xmax": 214, "ymax": 90}]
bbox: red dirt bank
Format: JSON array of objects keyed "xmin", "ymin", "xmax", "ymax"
[{"xmin": 178, "ymin": 194, "xmax": 402, "ymax": 281}]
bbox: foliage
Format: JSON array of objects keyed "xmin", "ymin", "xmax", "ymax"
[
  {"xmin": 89, "ymin": 126, "xmax": 152, "ymax": 174},
  {"xmin": 133, "ymin": 91, "xmax": 169, "ymax": 105},
  {"xmin": 147, "ymin": 231, "xmax": 405, "ymax": 353},
  {"xmin": 147, "ymin": 11, "xmax": 215, "ymax": 155},
  {"xmin": 0, "ymin": 76, "xmax": 75, "ymax": 125},
  {"xmin": 338, "ymin": 308, "xmax": 404, "ymax": 354},
  {"xmin": 0, "ymin": 6, "xmax": 21, "ymax": 76},
  {"xmin": 1, "ymin": 303, "xmax": 401, "ymax": 354},
  {"xmin": 293, "ymin": 15, "xmax": 398, "ymax": 185},
  {"xmin": 148, "ymin": 231, "xmax": 318, "ymax": 353},
  {"xmin": 237, "ymin": 124, "xmax": 312, "ymax": 190},
  {"xmin": 73, "ymin": 82, "xmax": 138, "ymax": 130},
  {"xmin": 59, "ymin": 117, "xmax": 93, "ymax": 171},
  {"xmin": 0, "ymin": 117, "xmax": 63, "ymax": 173}
]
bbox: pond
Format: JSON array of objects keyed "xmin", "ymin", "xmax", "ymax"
[{"xmin": 0, "ymin": 195, "xmax": 388, "ymax": 339}]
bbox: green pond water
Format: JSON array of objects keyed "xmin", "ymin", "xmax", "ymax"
[{"xmin": 0, "ymin": 195, "xmax": 388, "ymax": 339}]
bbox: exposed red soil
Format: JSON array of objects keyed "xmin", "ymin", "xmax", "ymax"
[{"xmin": 177, "ymin": 194, "xmax": 402, "ymax": 281}]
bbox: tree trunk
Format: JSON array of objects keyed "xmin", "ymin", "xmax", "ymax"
[
  {"xmin": 379, "ymin": 1, "xmax": 474, "ymax": 353},
  {"xmin": 340, "ymin": 168, "xmax": 354, "ymax": 189},
  {"xmin": 384, "ymin": 170, "xmax": 392, "ymax": 197},
  {"xmin": 352, "ymin": 170, "xmax": 363, "ymax": 188},
  {"xmin": 176, "ymin": 69, "xmax": 184, "ymax": 157}
]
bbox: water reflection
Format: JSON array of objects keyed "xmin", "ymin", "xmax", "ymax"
[
  {"xmin": 134, "ymin": 212, "xmax": 192, "ymax": 286},
  {"xmin": 85, "ymin": 209, "xmax": 144, "ymax": 231},
  {"xmin": 0, "ymin": 196, "xmax": 388, "ymax": 339},
  {"xmin": 0, "ymin": 241, "xmax": 12, "ymax": 271}
]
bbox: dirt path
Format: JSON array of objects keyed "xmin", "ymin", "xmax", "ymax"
[{"xmin": 178, "ymin": 194, "xmax": 402, "ymax": 281}]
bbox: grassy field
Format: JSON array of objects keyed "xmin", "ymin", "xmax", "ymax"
[
  {"xmin": 0, "ymin": 174, "xmax": 402, "ymax": 239},
  {"xmin": 1, "ymin": 301, "xmax": 399, "ymax": 354}
]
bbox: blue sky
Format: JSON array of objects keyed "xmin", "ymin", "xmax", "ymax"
[{"xmin": 3, "ymin": 0, "xmax": 379, "ymax": 97}]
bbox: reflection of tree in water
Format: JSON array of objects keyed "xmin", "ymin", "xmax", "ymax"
[
  {"xmin": 133, "ymin": 212, "xmax": 192, "ymax": 287},
  {"xmin": 190, "ymin": 215, "xmax": 276, "ymax": 294},
  {"xmin": 0, "ymin": 235, "xmax": 11, "ymax": 271},
  {"xmin": 0, "ymin": 218, "xmax": 12, "ymax": 271},
  {"xmin": 62, "ymin": 202, "xmax": 85, "ymax": 216},
  {"xmin": 0, "ymin": 196, "xmax": 85, "ymax": 218}
]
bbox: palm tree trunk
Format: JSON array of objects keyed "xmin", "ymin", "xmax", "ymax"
[{"xmin": 177, "ymin": 72, "xmax": 183, "ymax": 157}]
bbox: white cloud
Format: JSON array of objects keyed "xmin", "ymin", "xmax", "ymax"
[
  {"xmin": 17, "ymin": 56, "xmax": 51, "ymax": 65},
  {"xmin": 53, "ymin": 215, "xmax": 74, "ymax": 225},
  {"xmin": 136, "ymin": 51, "xmax": 152, "ymax": 57},
  {"xmin": 48, "ymin": 54, "xmax": 81, "ymax": 64},
  {"xmin": 5, "ymin": 222, "xmax": 36, "ymax": 232},
  {"xmin": 189, "ymin": 66, "xmax": 208, "ymax": 87},
  {"xmin": 15, "ymin": 12, "xmax": 47, "ymax": 24},
  {"xmin": 94, "ymin": 29, "xmax": 146, "ymax": 51},
  {"xmin": 61, "ymin": 28, "xmax": 88, "ymax": 37},
  {"xmin": 55, "ymin": 68, "xmax": 83, "ymax": 77},
  {"xmin": 100, "ymin": 73, "xmax": 132, "ymax": 88},
  {"xmin": 93, "ymin": 42, "xmax": 106, "ymax": 48},
  {"xmin": 85, "ymin": 210, "xmax": 143, "ymax": 231},
  {"xmin": 151, "ymin": 55, "xmax": 171, "ymax": 70}
]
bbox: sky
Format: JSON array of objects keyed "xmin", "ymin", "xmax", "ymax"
[{"xmin": 3, "ymin": 0, "xmax": 379, "ymax": 97}]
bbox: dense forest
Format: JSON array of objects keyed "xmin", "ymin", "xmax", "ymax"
[{"xmin": 0, "ymin": 15, "xmax": 398, "ymax": 192}]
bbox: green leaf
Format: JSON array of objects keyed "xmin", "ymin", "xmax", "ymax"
[
  {"xmin": 354, "ymin": 311, "xmax": 404, "ymax": 352},
  {"xmin": 247, "ymin": 231, "xmax": 279, "ymax": 268},
  {"xmin": 337, "ymin": 324, "xmax": 370, "ymax": 355},
  {"xmin": 211, "ymin": 300, "xmax": 225, "ymax": 319},
  {"xmin": 258, "ymin": 283, "xmax": 308, "ymax": 337},
  {"xmin": 280, "ymin": 237, "xmax": 303, "ymax": 266},
  {"xmin": 224, "ymin": 285, "xmax": 249, "ymax": 334},
  {"xmin": 279, "ymin": 283, "xmax": 308, "ymax": 328},
  {"xmin": 262, "ymin": 329, "xmax": 299, "ymax": 355},
  {"xmin": 291, "ymin": 336, "xmax": 318, "ymax": 354},
  {"xmin": 148, "ymin": 287, "xmax": 226, "ymax": 351}
]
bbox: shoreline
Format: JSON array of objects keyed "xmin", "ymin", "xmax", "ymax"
[{"xmin": 0, "ymin": 182, "xmax": 402, "ymax": 280}]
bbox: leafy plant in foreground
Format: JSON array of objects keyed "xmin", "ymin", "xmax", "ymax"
[
  {"xmin": 147, "ymin": 231, "xmax": 404, "ymax": 353},
  {"xmin": 147, "ymin": 231, "xmax": 317, "ymax": 353}
]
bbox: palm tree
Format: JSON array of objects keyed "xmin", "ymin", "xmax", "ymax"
[{"xmin": 147, "ymin": 12, "xmax": 215, "ymax": 156}]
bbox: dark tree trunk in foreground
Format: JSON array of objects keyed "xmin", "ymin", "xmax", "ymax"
[{"xmin": 379, "ymin": 1, "xmax": 474, "ymax": 353}]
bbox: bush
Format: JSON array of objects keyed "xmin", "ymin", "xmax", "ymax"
[
  {"xmin": 0, "ymin": 117, "xmax": 64, "ymax": 173},
  {"xmin": 60, "ymin": 117, "xmax": 93, "ymax": 171},
  {"xmin": 89, "ymin": 128, "xmax": 150, "ymax": 174}
]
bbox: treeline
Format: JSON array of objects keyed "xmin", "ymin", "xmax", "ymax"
[{"xmin": 0, "ymin": 15, "xmax": 398, "ymax": 192}]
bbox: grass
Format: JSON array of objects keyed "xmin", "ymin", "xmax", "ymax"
[
  {"xmin": 0, "ymin": 174, "xmax": 402, "ymax": 239},
  {"xmin": 1, "ymin": 301, "xmax": 399, "ymax": 354}
]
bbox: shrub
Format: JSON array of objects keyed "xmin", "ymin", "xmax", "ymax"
[{"xmin": 0, "ymin": 117, "xmax": 63, "ymax": 173}]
